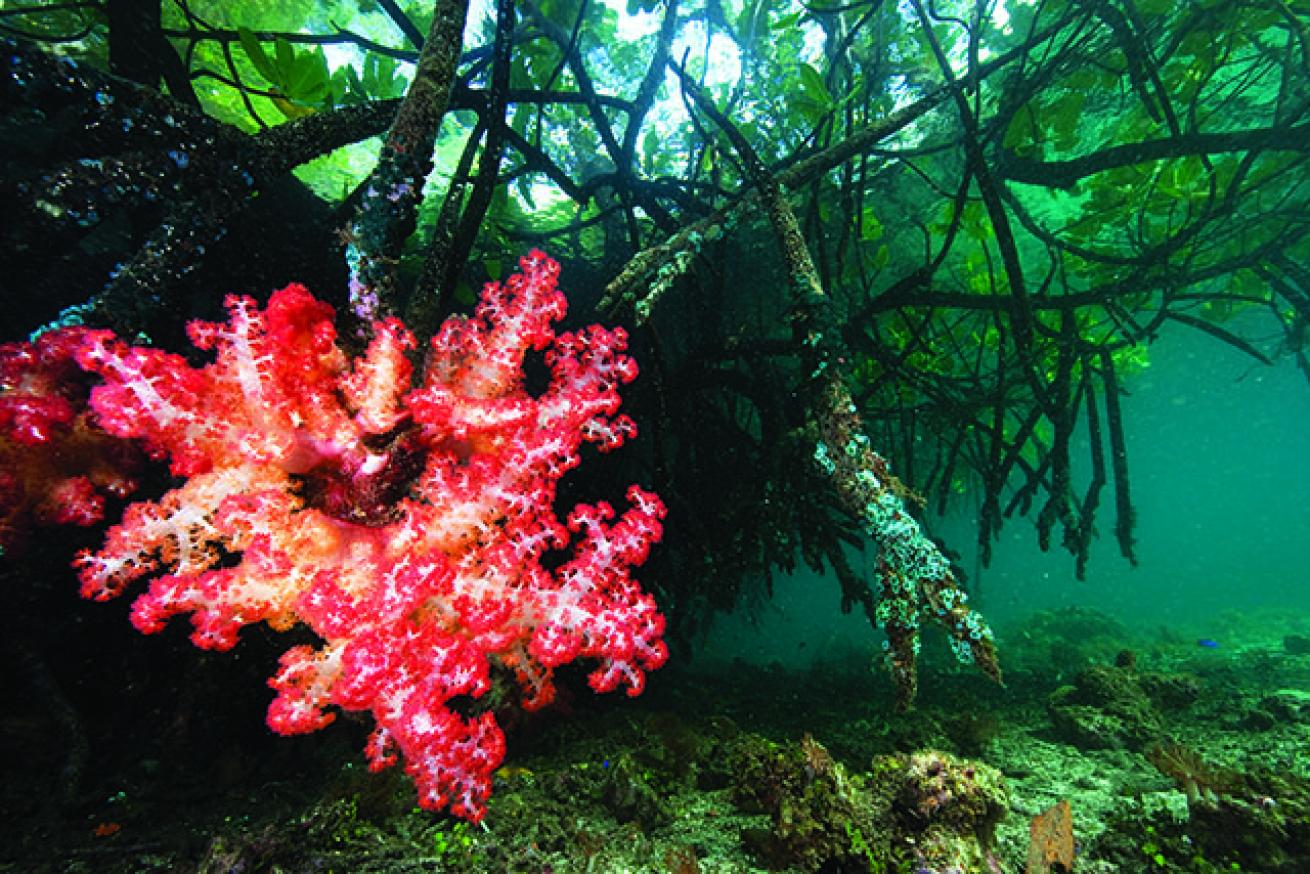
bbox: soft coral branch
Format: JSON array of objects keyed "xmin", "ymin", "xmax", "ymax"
[{"xmin": 0, "ymin": 328, "xmax": 139, "ymax": 552}]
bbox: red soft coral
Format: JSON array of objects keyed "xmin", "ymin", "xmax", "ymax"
[
  {"xmin": 0, "ymin": 328, "xmax": 139, "ymax": 552},
  {"xmin": 70, "ymin": 250, "xmax": 665, "ymax": 821}
]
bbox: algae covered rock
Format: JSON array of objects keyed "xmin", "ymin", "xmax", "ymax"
[
  {"xmin": 1047, "ymin": 663, "xmax": 1164, "ymax": 749},
  {"xmin": 873, "ymin": 749, "xmax": 1009, "ymax": 874},
  {"xmin": 729, "ymin": 733, "xmax": 1007, "ymax": 873},
  {"xmin": 730, "ymin": 732, "xmax": 886, "ymax": 872}
]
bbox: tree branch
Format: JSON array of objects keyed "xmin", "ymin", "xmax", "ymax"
[{"xmin": 342, "ymin": 0, "xmax": 469, "ymax": 331}]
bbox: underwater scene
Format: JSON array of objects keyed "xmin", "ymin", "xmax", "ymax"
[{"xmin": 2, "ymin": 0, "xmax": 1309, "ymax": 871}]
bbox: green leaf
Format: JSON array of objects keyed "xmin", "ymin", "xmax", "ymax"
[
  {"xmin": 1003, "ymin": 105, "xmax": 1042, "ymax": 156},
  {"xmin": 772, "ymin": 11, "xmax": 802, "ymax": 30},
  {"xmin": 364, "ymin": 53, "xmax": 405, "ymax": 99},
  {"xmin": 642, "ymin": 128, "xmax": 661, "ymax": 165},
  {"xmin": 342, "ymin": 63, "xmax": 365, "ymax": 100},
  {"xmin": 274, "ymin": 37, "xmax": 295, "ymax": 81},
  {"xmin": 860, "ymin": 206, "xmax": 882, "ymax": 241},
  {"xmin": 872, "ymin": 244, "xmax": 889, "ymax": 269},
  {"xmin": 798, "ymin": 62, "xmax": 833, "ymax": 112},
  {"xmin": 286, "ymin": 48, "xmax": 329, "ymax": 103},
  {"xmin": 238, "ymin": 27, "xmax": 278, "ymax": 83},
  {"xmin": 515, "ymin": 174, "xmax": 537, "ymax": 209},
  {"xmin": 792, "ymin": 97, "xmax": 821, "ymax": 124},
  {"xmin": 1046, "ymin": 91, "xmax": 1085, "ymax": 151}
]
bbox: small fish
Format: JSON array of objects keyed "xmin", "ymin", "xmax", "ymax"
[{"xmin": 1197, "ymin": 638, "xmax": 1220, "ymax": 649}]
